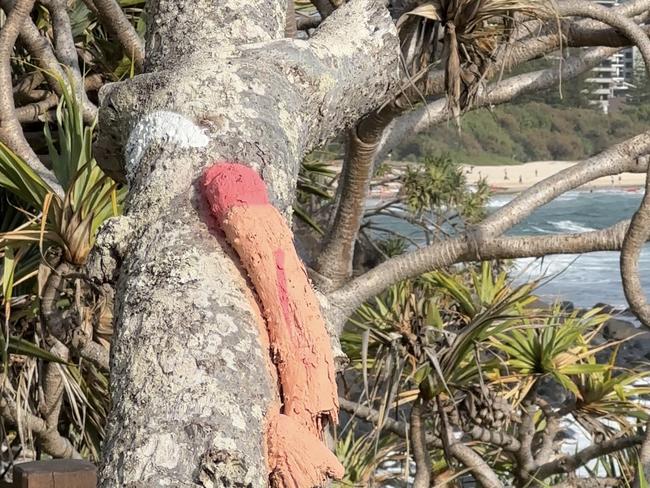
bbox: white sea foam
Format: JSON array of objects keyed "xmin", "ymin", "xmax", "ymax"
[{"xmin": 551, "ymin": 220, "xmax": 597, "ymax": 233}]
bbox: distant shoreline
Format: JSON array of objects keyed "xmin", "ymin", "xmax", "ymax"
[
  {"xmin": 490, "ymin": 184, "xmax": 644, "ymax": 195},
  {"xmin": 461, "ymin": 161, "xmax": 646, "ymax": 195}
]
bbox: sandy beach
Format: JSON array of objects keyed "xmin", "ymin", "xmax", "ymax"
[{"xmin": 461, "ymin": 161, "xmax": 646, "ymax": 193}]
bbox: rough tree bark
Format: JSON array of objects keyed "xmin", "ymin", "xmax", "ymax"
[{"xmin": 94, "ymin": 1, "xmax": 399, "ymax": 486}]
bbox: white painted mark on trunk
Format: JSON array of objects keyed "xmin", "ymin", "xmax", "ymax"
[{"xmin": 125, "ymin": 111, "xmax": 210, "ymax": 178}]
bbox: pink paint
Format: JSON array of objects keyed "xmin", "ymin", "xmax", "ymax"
[
  {"xmin": 202, "ymin": 162, "xmax": 343, "ymax": 487},
  {"xmin": 268, "ymin": 413, "xmax": 345, "ymax": 487},
  {"xmin": 274, "ymin": 250, "xmax": 294, "ymax": 334},
  {"xmin": 203, "ymin": 163, "xmax": 270, "ymax": 220}
]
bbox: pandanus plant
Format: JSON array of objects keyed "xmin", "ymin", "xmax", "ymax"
[
  {"xmin": 396, "ymin": 0, "xmax": 557, "ymax": 119},
  {"xmin": 0, "ymin": 77, "xmax": 124, "ymax": 460},
  {"xmin": 0, "ymin": 82, "xmax": 122, "ymax": 268}
]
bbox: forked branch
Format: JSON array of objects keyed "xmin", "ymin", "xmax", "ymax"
[{"xmin": 327, "ymin": 134, "xmax": 650, "ymax": 327}]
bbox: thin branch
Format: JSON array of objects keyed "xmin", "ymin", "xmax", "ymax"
[
  {"xmin": 552, "ymin": 478, "xmax": 621, "ymax": 488},
  {"xmin": 41, "ymin": 262, "xmax": 110, "ymax": 371},
  {"xmin": 410, "ymin": 395, "xmax": 432, "ymax": 488},
  {"xmin": 1, "ymin": 0, "xmax": 96, "ymax": 126},
  {"xmin": 376, "ymin": 46, "xmax": 619, "ymax": 163},
  {"xmin": 535, "ymin": 435, "xmax": 643, "ymax": 479},
  {"xmin": 91, "ymin": 0, "xmax": 144, "ymax": 71},
  {"xmin": 469, "ymin": 220, "xmax": 630, "ymax": 262},
  {"xmin": 0, "ymin": 382, "xmax": 80, "ymax": 458},
  {"xmin": 327, "ymin": 135, "xmax": 650, "ymax": 328},
  {"xmin": 15, "ymin": 92, "xmax": 58, "ymax": 122},
  {"xmin": 468, "ymin": 425, "xmax": 521, "ymax": 452},
  {"xmin": 517, "ymin": 401, "xmax": 537, "ymax": 481},
  {"xmin": 0, "ymin": 0, "xmax": 61, "ymax": 192},
  {"xmin": 285, "ymin": 0, "xmax": 297, "ymax": 38},
  {"xmin": 39, "ymin": 340, "xmax": 68, "ymax": 443},
  {"xmin": 339, "ymin": 397, "xmax": 503, "ymax": 487},
  {"xmin": 554, "ymin": 0, "xmax": 650, "ymax": 330},
  {"xmin": 71, "ymin": 329, "xmax": 110, "ymax": 371},
  {"xmin": 448, "ymin": 442, "xmax": 504, "ymax": 488},
  {"xmin": 40, "ymin": 0, "xmax": 98, "ymax": 121},
  {"xmin": 339, "ymin": 397, "xmax": 410, "ymax": 439},
  {"xmin": 16, "ymin": 74, "xmax": 103, "ymax": 123},
  {"xmin": 534, "ymin": 401, "xmax": 561, "ymax": 467}
]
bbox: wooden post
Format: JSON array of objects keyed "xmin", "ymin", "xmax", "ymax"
[{"xmin": 13, "ymin": 460, "xmax": 96, "ymax": 488}]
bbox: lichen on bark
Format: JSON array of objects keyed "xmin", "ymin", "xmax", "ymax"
[{"xmin": 95, "ymin": 1, "xmax": 400, "ymax": 485}]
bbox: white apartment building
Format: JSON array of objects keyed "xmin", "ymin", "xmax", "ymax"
[{"xmin": 583, "ymin": 0, "xmax": 636, "ymax": 113}]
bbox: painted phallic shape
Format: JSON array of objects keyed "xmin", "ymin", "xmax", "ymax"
[{"xmin": 203, "ymin": 163, "xmax": 343, "ymax": 487}]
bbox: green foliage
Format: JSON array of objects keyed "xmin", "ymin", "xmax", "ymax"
[
  {"xmin": 295, "ymin": 159, "xmax": 336, "ymax": 234},
  {"xmin": 343, "ymin": 263, "xmax": 537, "ymax": 403},
  {"xmin": 334, "ymin": 430, "xmax": 397, "ymax": 487},
  {"xmin": 392, "ymin": 102, "xmax": 650, "ymax": 164},
  {"xmin": 381, "ymin": 153, "xmax": 488, "ymax": 224},
  {"xmin": 341, "ymin": 261, "xmax": 648, "ymax": 485},
  {"xmin": 0, "ymin": 75, "xmax": 121, "ymax": 462},
  {"xmin": 361, "ymin": 153, "xmax": 490, "ymax": 279},
  {"xmin": 0, "ymin": 79, "xmax": 124, "ymax": 265},
  {"xmin": 490, "ymin": 306, "xmax": 612, "ymax": 401}
]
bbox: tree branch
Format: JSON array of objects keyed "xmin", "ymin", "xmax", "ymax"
[
  {"xmin": 557, "ymin": 1, "xmax": 650, "ymax": 63},
  {"xmin": 1, "ymin": 0, "xmax": 95, "ymax": 128},
  {"xmin": 15, "ymin": 92, "xmax": 58, "ymax": 122},
  {"xmin": 0, "ymin": 0, "xmax": 61, "ymax": 192},
  {"xmin": 467, "ymin": 425, "xmax": 521, "ymax": 452},
  {"xmin": 326, "ymin": 134, "xmax": 650, "ymax": 329},
  {"xmin": 0, "ymin": 381, "xmax": 80, "ymax": 459},
  {"xmin": 374, "ymin": 0, "xmax": 649, "ymax": 165},
  {"xmin": 314, "ymin": 123, "xmax": 394, "ymax": 288},
  {"xmin": 40, "ymin": 0, "xmax": 98, "ymax": 121},
  {"xmin": 517, "ymin": 401, "xmax": 537, "ymax": 482},
  {"xmin": 622, "ymin": 174, "xmax": 650, "ymax": 327},
  {"xmin": 410, "ymin": 395, "xmax": 432, "ymax": 488},
  {"xmin": 535, "ymin": 435, "xmax": 643, "ymax": 479},
  {"xmin": 338, "ymin": 397, "xmax": 503, "ymax": 487},
  {"xmin": 285, "ymin": 0, "xmax": 297, "ymax": 38},
  {"xmin": 316, "ymin": 2, "xmax": 647, "ymax": 282},
  {"xmin": 554, "ymin": 0, "xmax": 650, "ymax": 330},
  {"xmin": 376, "ymin": 45, "xmax": 618, "ymax": 163},
  {"xmin": 535, "ymin": 401, "xmax": 562, "ymax": 467},
  {"xmin": 552, "ymin": 478, "xmax": 621, "ymax": 488},
  {"xmin": 91, "ymin": 0, "xmax": 144, "ymax": 71}
]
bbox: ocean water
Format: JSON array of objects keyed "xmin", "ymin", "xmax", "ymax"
[
  {"xmin": 367, "ymin": 189, "xmax": 649, "ymax": 309},
  {"xmin": 492, "ymin": 189, "xmax": 650, "ymax": 309}
]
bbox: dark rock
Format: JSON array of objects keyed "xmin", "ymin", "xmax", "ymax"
[
  {"xmin": 525, "ymin": 296, "xmax": 551, "ymax": 311},
  {"xmin": 594, "ymin": 302, "xmax": 623, "ymax": 315},
  {"xmin": 537, "ymin": 376, "xmax": 568, "ymax": 407},
  {"xmin": 560, "ymin": 300, "xmax": 575, "ymax": 313},
  {"xmin": 602, "ymin": 317, "xmax": 643, "ymax": 341}
]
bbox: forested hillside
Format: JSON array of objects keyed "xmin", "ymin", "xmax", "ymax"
[
  {"xmin": 392, "ymin": 101, "xmax": 650, "ymax": 164},
  {"xmin": 392, "ymin": 60, "xmax": 650, "ymax": 164}
]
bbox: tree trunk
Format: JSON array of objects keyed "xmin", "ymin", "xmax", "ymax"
[{"xmin": 94, "ymin": 1, "xmax": 399, "ymax": 485}]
